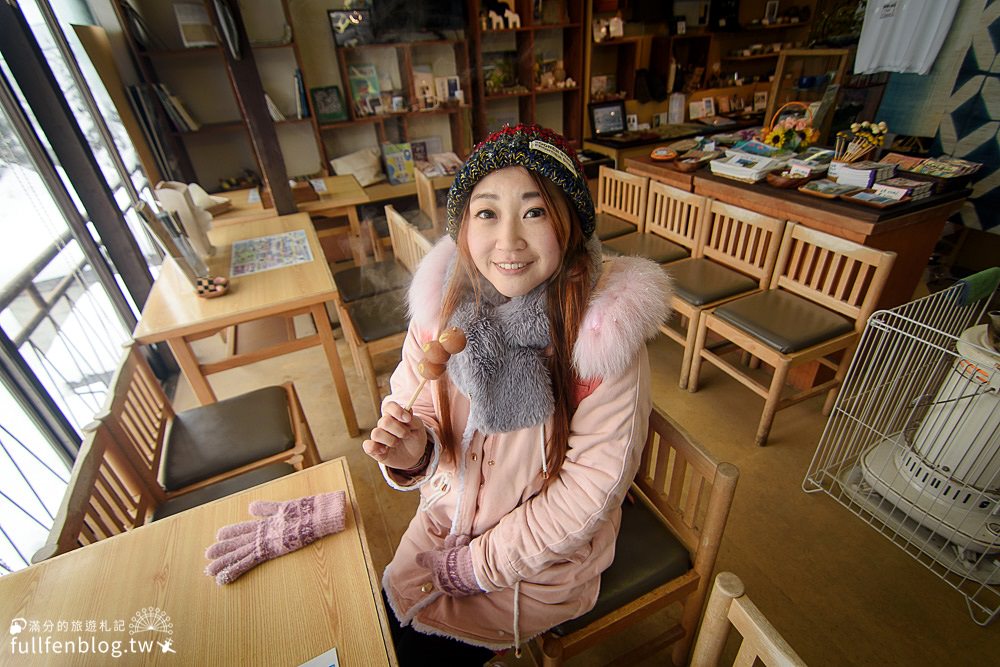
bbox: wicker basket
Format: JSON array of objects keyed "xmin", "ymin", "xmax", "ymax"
[
  {"xmin": 766, "ymin": 171, "xmax": 812, "ymax": 189},
  {"xmin": 764, "ymin": 101, "xmax": 814, "ymax": 151}
]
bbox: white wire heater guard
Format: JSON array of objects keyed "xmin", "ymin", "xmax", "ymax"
[{"xmin": 803, "ymin": 278, "xmax": 1000, "ymax": 626}]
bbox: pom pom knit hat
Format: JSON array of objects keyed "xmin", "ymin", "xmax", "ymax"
[{"xmin": 446, "ymin": 124, "xmax": 595, "ymax": 239}]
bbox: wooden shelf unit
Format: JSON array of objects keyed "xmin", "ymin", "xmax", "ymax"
[
  {"xmin": 114, "ymin": 0, "xmax": 324, "ymax": 190},
  {"xmin": 467, "ymin": 0, "xmax": 586, "ymax": 145}
]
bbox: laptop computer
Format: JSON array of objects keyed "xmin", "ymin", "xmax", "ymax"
[{"xmin": 588, "ymin": 99, "xmax": 660, "ymax": 145}]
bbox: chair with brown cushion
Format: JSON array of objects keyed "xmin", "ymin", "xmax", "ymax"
[
  {"xmin": 600, "ymin": 168, "xmax": 691, "ymax": 264},
  {"xmin": 595, "ymin": 166, "xmax": 647, "ymax": 241},
  {"xmin": 335, "ymin": 204, "xmax": 424, "ymax": 417},
  {"xmin": 690, "ymin": 572, "xmax": 808, "ymax": 666},
  {"xmin": 32, "ymin": 422, "xmax": 157, "ymax": 562},
  {"xmin": 689, "ymin": 222, "xmax": 896, "ymax": 446},
  {"xmin": 33, "ymin": 402, "xmax": 298, "ymax": 562},
  {"xmin": 536, "ymin": 406, "xmax": 740, "ymax": 667},
  {"xmin": 101, "ymin": 342, "xmax": 318, "ymax": 497},
  {"xmin": 662, "ymin": 200, "xmax": 786, "ymax": 390}
]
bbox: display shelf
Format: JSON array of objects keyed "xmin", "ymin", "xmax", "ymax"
[{"xmin": 467, "ymin": 0, "xmax": 585, "ymax": 144}]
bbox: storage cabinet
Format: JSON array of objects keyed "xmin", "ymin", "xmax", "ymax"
[
  {"xmin": 325, "ymin": 39, "xmax": 473, "ymax": 160},
  {"xmin": 466, "ymin": 0, "xmax": 586, "ymax": 144},
  {"xmin": 114, "ymin": 0, "xmax": 323, "ymax": 190}
]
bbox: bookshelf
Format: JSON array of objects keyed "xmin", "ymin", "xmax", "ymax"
[
  {"xmin": 115, "ymin": 0, "xmax": 323, "ymax": 191},
  {"xmin": 466, "ymin": 0, "xmax": 586, "ymax": 145},
  {"xmin": 324, "ymin": 39, "xmax": 473, "ymax": 162}
]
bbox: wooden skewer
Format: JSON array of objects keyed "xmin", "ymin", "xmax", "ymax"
[{"xmin": 401, "ymin": 327, "xmax": 467, "ymax": 413}]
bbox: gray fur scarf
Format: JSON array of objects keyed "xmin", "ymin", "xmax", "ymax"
[{"xmin": 447, "ymin": 277, "xmax": 553, "ymax": 434}]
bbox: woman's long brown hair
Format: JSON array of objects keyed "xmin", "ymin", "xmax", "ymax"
[{"xmin": 434, "ymin": 169, "xmax": 593, "ymax": 483}]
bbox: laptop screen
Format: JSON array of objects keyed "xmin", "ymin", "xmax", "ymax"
[{"xmin": 589, "ymin": 100, "xmax": 626, "ymax": 137}]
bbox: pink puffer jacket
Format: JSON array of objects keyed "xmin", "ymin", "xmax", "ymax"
[{"xmin": 380, "ymin": 238, "xmax": 672, "ymax": 651}]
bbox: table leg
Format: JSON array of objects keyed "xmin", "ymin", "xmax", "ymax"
[
  {"xmin": 166, "ymin": 337, "xmax": 217, "ymax": 404},
  {"xmin": 312, "ymin": 303, "xmax": 360, "ymax": 437}
]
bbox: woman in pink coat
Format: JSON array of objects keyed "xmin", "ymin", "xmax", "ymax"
[{"xmin": 363, "ymin": 124, "xmax": 672, "ymax": 665}]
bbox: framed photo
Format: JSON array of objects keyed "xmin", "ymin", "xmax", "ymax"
[
  {"xmin": 764, "ymin": 1, "xmax": 779, "ymax": 23},
  {"xmin": 310, "ymin": 86, "xmax": 347, "ymax": 123},
  {"xmin": 702, "ymin": 97, "xmax": 716, "ymax": 118},
  {"xmin": 753, "ymin": 91, "xmax": 768, "ymax": 112},
  {"xmin": 328, "ymin": 9, "xmax": 374, "ymax": 47}
]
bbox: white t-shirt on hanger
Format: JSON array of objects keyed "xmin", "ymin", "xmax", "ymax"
[{"xmin": 855, "ymin": 0, "xmax": 960, "ymax": 75}]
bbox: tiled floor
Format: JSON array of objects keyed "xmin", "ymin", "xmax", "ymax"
[{"xmin": 176, "ymin": 325, "xmax": 999, "ymax": 665}]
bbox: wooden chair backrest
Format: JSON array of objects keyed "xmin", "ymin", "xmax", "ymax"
[
  {"xmin": 415, "ymin": 169, "xmax": 440, "ymax": 229},
  {"xmin": 644, "ymin": 181, "xmax": 708, "ymax": 250},
  {"xmin": 99, "ymin": 343, "xmax": 173, "ymax": 488},
  {"xmin": 385, "ymin": 205, "xmax": 417, "ymax": 273},
  {"xmin": 635, "ymin": 407, "xmax": 739, "ymax": 567},
  {"xmin": 597, "ymin": 166, "xmax": 648, "ymax": 228},
  {"xmin": 690, "ymin": 572, "xmax": 808, "ymax": 667},
  {"xmin": 33, "ymin": 422, "xmax": 160, "ymax": 562},
  {"xmin": 701, "ymin": 201, "xmax": 787, "ymax": 288},
  {"xmin": 770, "ymin": 222, "xmax": 896, "ymax": 326}
]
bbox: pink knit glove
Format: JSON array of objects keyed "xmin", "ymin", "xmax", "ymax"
[
  {"xmin": 205, "ymin": 491, "xmax": 347, "ymax": 585},
  {"xmin": 415, "ymin": 534, "xmax": 483, "ymax": 597}
]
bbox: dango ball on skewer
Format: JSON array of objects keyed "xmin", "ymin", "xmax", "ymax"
[
  {"xmin": 439, "ymin": 327, "xmax": 467, "ymax": 355},
  {"xmin": 421, "ymin": 339, "xmax": 450, "ymax": 365},
  {"xmin": 417, "ymin": 360, "xmax": 447, "ymax": 380}
]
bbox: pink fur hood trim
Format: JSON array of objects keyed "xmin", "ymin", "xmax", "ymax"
[{"xmin": 408, "ymin": 237, "xmax": 673, "ymax": 380}]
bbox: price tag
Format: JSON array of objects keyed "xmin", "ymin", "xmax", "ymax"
[{"xmin": 789, "ymin": 164, "xmax": 812, "ymax": 178}]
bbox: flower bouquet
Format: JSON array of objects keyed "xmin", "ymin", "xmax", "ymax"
[
  {"xmin": 761, "ymin": 102, "xmax": 819, "ymax": 152},
  {"xmin": 834, "ymin": 120, "xmax": 888, "ymax": 164}
]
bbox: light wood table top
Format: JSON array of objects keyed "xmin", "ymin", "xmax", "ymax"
[
  {"xmin": 135, "ymin": 213, "xmax": 334, "ymax": 341},
  {"xmin": 210, "ymin": 175, "xmax": 369, "ymax": 227},
  {"xmin": 134, "ymin": 212, "xmax": 359, "ymax": 435},
  {"xmin": 0, "ymin": 458, "xmax": 396, "ymax": 666}
]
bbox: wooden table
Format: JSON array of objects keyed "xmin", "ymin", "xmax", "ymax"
[
  {"xmin": 134, "ymin": 213, "xmax": 359, "ymax": 436},
  {"xmin": 0, "ymin": 458, "xmax": 396, "ymax": 666},
  {"xmin": 691, "ymin": 172, "xmax": 968, "ymax": 308},
  {"xmin": 624, "ymin": 158, "xmax": 969, "ymax": 309},
  {"xmin": 213, "ymin": 176, "xmax": 371, "ymax": 264},
  {"xmin": 625, "ymin": 155, "xmax": 696, "ymax": 191}
]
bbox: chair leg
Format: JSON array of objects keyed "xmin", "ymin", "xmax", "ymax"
[
  {"xmin": 823, "ymin": 349, "xmax": 853, "ymax": 415},
  {"xmin": 679, "ymin": 311, "xmax": 700, "ymax": 391},
  {"xmin": 539, "ymin": 634, "xmax": 563, "ymax": 667},
  {"xmin": 688, "ymin": 316, "xmax": 711, "ymax": 392},
  {"xmin": 756, "ymin": 361, "xmax": 790, "ymax": 446},
  {"xmin": 359, "ymin": 343, "xmax": 383, "ymax": 419}
]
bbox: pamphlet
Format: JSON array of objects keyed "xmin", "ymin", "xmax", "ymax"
[{"xmin": 230, "ymin": 230, "xmax": 313, "ymax": 277}]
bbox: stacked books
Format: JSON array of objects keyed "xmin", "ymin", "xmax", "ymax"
[
  {"xmin": 787, "ymin": 147, "xmax": 834, "ymax": 176},
  {"xmin": 710, "ymin": 152, "xmax": 786, "ymax": 183},
  {"xmin": 836, "ymin": 160, "xmax": 896, "ymax": 188},
  {"xmin": 909, "ymin": 156, "xmax": 982, "ymax": 178},
  {"xmin": 872, "ymin": 177, "xmax": 933, "ymax": 201}
]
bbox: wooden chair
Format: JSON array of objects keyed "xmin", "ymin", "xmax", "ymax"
[
  {"xmin": 414, "ymin": 168, "xmax": 445, "ymax": 236},
  {"xmin": 690, "ymin": 572, "xmax": 807, "ymax": 666},
  {"xmin": 335, "ymin": 204, "xmax": 420, "ymax": 417},
  {"xmin": 32, "ymin": 422, "xmax": 158, "ymax": 561},
  {"xmin": 601, "ymin": 169, "xmax": 691, "ymax": 264},
  {"xmin": 31, "ymin": 378, "xmax": 304, "ymax": 563},
  {"xmin": 102, "ymin": 342, "xmax": 318, "ymax": 497},
  {"xmin": 595, "ymin": 166, "xmax": 648, "ymax": 241},
  {"xmin": 536, "ymin": 406, "xmax": 740, "ymax": 666},
  {"xmin": 662, "ymin": 200, "xmax": 786, "ymax": 390},
  {"xmin": 689, "ymin": 223, "xmax": 896, "ymax": 445}
]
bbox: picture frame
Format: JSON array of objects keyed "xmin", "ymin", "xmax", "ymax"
[
  {"xmin": 310, "ymin": 86, "xmax": 348, "ymax": 123},
  {"xmin": 328, "ymin": 9, "xmax": 374, "ymax": 47},
  {"xmin": 764, "ymin": 1, "xmax": 779, "ymax": 23},
  {"xmin": 348, "ymin": 64, "xmax": 381, "ymax": 116},
  {"xmin": 702, "ymin": 97, "xmax": 716, "ymax": 118}
]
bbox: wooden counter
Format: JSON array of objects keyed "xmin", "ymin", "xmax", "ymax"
[
  {"xmin": 624, "ymin": 158, "xmax": 968, "ymax": 309},
  {"xmin": 691, "ymin": 172, "xmax": 967, "ymax": 308},
  {"xmin": 625, "ymin": 155, "xmax": 696, "ymax": 191}
]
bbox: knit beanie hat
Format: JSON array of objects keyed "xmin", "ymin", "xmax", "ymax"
[{"xmin": 446, "ymin": 124, "xmax": 595, "ymax": 239}]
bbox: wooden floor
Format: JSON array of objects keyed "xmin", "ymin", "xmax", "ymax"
[{"xmin": 175, "ymin": 324, "xmax": 1000, "ymax": 666}]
